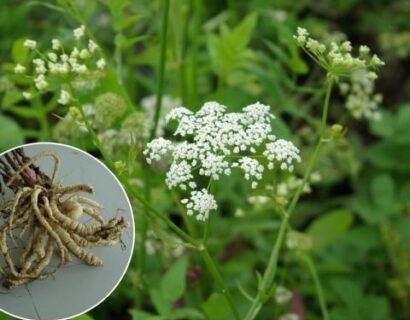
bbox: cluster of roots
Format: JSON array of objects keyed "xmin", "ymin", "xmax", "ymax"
[{"xmin": 0, "ymin": 149, "xmax": 129, "ymax": 289}]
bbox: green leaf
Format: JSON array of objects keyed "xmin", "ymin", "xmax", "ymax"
[
  {"xmin": 168, "ymin": 308, "xmax": 205, "ymax": 319},
  {"xmin": 150, "ymin": 289, "xmax": 172, "ymax": 315},
  {"xmin": 307, "ymin": 210, "xmax": 354, "ymax": 251},
  {"xmin": 202, "ymin": 293, "xmax": 230, "ymax": 320},
  {"xmin": 0, "ymin": 115, "xmax": 24, "ymax": 152},
  {"xmin": 367, "ymin": 140, "xmax": 410, "ymax": 173},
  {"xmin": 129, "ymin": 309, "xmax": 165, "ymax": 320},
  {"xmin": 160, "ymin": 256, "xmax": 188, "ymax": 302},
  {"xmin": 207, "ymin": 13, "xmax": 257, "ymax": 81},
  {"xmin": 11, "ymin": 38, "xmax": 28, "ymax": 64},
  {"xmin": 370, "ymin": 174, "xmax": 395, "ymax": 213}
]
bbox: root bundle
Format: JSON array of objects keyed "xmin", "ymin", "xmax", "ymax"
[{"xmin": 0, "ymin": 148, "xmax": 129, "ymax": 289}]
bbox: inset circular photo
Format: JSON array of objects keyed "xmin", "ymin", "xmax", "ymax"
[{"xmin": 0, "ymin": 142, "xmax": 134, "ymax": 320}]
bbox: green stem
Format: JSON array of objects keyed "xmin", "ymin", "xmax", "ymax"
[
  {"xmin": 299, "ymin": 254, "xmax": 330, "ymax": 320},
  {"xmin": 244, "ymin": 211, "xmax": 289, "ymax": 320},
  {"xmin": 287, "ymin": 78, "xmax": 334, "ymax": 215},
  {"xmin": 190, "ymin": 0, "xmax": 201, "ymax": 104},
  {"xmin": 199, "ymin": 245, "xmax": 242, "ymax": 320},
  {"xmin": 244, "ymin": 78, "xmax": 334, "ymax": 320},
  {"xmin": 150, "ymin": 0, "xmax": 170, "ymax": 140}
]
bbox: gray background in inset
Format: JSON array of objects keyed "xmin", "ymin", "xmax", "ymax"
[{"xmin": 0, "ymin": 143, "xmax": 134, "ymax": 320}]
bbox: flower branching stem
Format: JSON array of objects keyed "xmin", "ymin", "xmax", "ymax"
[
  {"xmin": 78, "ymin": 105, "xmax": 241, "ymax": 320},
  {"xmin": 244, "ymin": 77, "xmax": 334, "ymax": 320}
]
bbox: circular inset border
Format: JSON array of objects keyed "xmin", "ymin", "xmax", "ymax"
[{"xmin": 0, "ymin": 142, "xmax": 135, "ymax": 320}]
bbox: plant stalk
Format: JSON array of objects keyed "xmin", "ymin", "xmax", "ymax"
[
  {"xmin": 150, "ymin": 0, "xmax": 170, "ymax": 140},
  {"xmin": 244, "ymin": 78, "xmax": 334, "ymax": 320}
]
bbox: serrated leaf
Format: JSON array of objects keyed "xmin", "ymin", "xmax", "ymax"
[
  {"xmin": 307, "ymin": 210, "xmax": 354, "ymax": 251},
  {"xmin": 160, "ymin": 256, "xmax": 188, "ymax": 303}
]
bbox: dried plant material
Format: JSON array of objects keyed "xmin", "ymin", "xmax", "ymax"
[{"xmin": 0, "ymin": 148, "xmax": 129, "ymax": 289}]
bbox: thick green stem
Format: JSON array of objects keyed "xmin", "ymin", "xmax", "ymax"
[
  {"xmin": 244, "ymin": 78, "xmax": 334, "ymax": 320},
  {"xmin": 299, "ymin": 254, "xmax": 330, "ymax": 320},
  {"xmin": 150, "ymin": 0, "xmax": 170, "ymax": 140},
  {"xmin": 199, "ymin": 245, "xmax": 242, "ymax": 320}
]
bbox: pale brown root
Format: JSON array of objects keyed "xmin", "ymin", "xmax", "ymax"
[
  {"xmin": 54, "ymin": 184, "xmax": 94, "ymax": 195},
  {"xmin": 22, "ymin": 238, "xmax": 54, "ymax": 278},
  {"xmin": 33, "ymin": 227, "xmax": 47, "ymax": 258},
  {"xmin": 31, "ymin": 187, "xmax": 68, "ymax": 263},
  {"xmin": 0, "ymin": 231, "xmax": 19, "ymax": 277},
  {"xmin": 6, "ymin": 151, "xmax": 60, "ymax": 187},
  {"xmin": 70, "ymin": 196, "xmax": 104, "ymax": 209},
  {"xmin": 19, "ymin": 216, "xmax": 35, "ymax": 267},
  {"xmin": 83, "ymin": 207, "xmax": 105, "ymax": 224},
  {"xmin": 8, "ymin": 188, "xmax": 29, "ymax": 231},
  {"xmin": 42, "ymin": 196, "xmax": 58, "ymax": 223},
  {"xmin": 51, "ymin": 199, "xmax": 103, "ymax": 236},
  {"xmin": 54, "ymin": 225, "xmax": 103, "ymax": 266},
  {"xmin": 59, "ymin": 199, "xmax": 83, "ymax": 220}
]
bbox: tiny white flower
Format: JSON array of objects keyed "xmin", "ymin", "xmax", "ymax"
[
  {"xmin": 73, "ymin": 25, "xmax": 85, "ymax": 40},
  {"xmin": 57, "ymin": 90, "xmax": 71, "ymax": 105},
  {"xmin": 14, "ymin": 64, "xmax": 26, "ymax": 74},
  {"xmin": 79, "ymin": 49, "xmax": 90, "ymax": 59},
  {"xmin": 34, "ymin": 74, "xmax": 48, "ymax": 90},
  {"xmin": 48, "ymin": 52, "xmax": 58, "ymax": 62},
  {"xmin": 96, "ymin": 58, "xmax": 106, "ymax": 70},
  {"xmin": 22, "ymin": 92, "xmax": 32, "ymax": 100},
  {"xmin": 88, "ymin": 40, "xmax": 98, "ymax": 53},
  {"xmin": 52, "ymin": 39, "xmax": 61, "ymax": 50},
  {"xmin": 24, "ymin": 39, "xmax": 37, "ymax": 49}
]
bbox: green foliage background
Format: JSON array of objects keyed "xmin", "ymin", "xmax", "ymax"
[{"xmin": 0, "ymin": 0, "xmax": 410, "ymax": 319}]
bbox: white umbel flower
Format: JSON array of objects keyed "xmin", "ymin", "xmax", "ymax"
[
  {"xmin": 144, "ymin": 101, "xmax": 301, "ymax": 221},
  {"xmin": 73, "ymin": 25, "xmax": 85, "ymax": 40},
  {"xmin": 24, "ymin": 39, "xmax": 37, "ymax": 49},
  {"xmin": 22, "ymin": 92, "xmax": 32, "ymax": 100},
  {"xmin": 181, "ymin": 189, "xmax": 217, "ymax": 221},
  {"xmin": 96, "ymin": 58, "xmax": 106, "ymax": 70},
  {"xmin": 57, "ymin": 90, "xmax": 71, "ymax": 105},
  {"xmin": 14, "ymin": 64, "xmax": 26, "ymax": 74},
  {"xmin": 51, "ymin": 39, "xmax": 61, "ymax": 50}
]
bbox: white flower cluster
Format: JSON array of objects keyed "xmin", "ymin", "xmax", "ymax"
[
  {"xmin": 339, "ymin": 70, "xmax": 382, "ymax": 121},
  {"xmin": 294, "ymin": 27, "xmax": 384, "ymax": 78},
  {"xmin": 16, "ymin": 26, "xmax": 106, "ymax": 103},
  {"xmin": 181, "ymin": 189, "xmax": 218, "ymax": 221},
  {"xmin": 144, "ymin": 101, "xmax": 301, "ymax": 221}
]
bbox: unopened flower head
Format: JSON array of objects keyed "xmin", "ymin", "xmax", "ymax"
[
  {"xmin": 144, "ymin": 101, "xmax": 301, "ymax": 221},
  {"xmin": 294, "ymin": 27, "xmax": 384, "ymax": 78},
  {"xmin": 339, "ymin": 69, "xmax": 382, "ymax": 121},
  {"xmin": 275, "ymin": 286, "xmax": 292, "ymax": 304}
]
